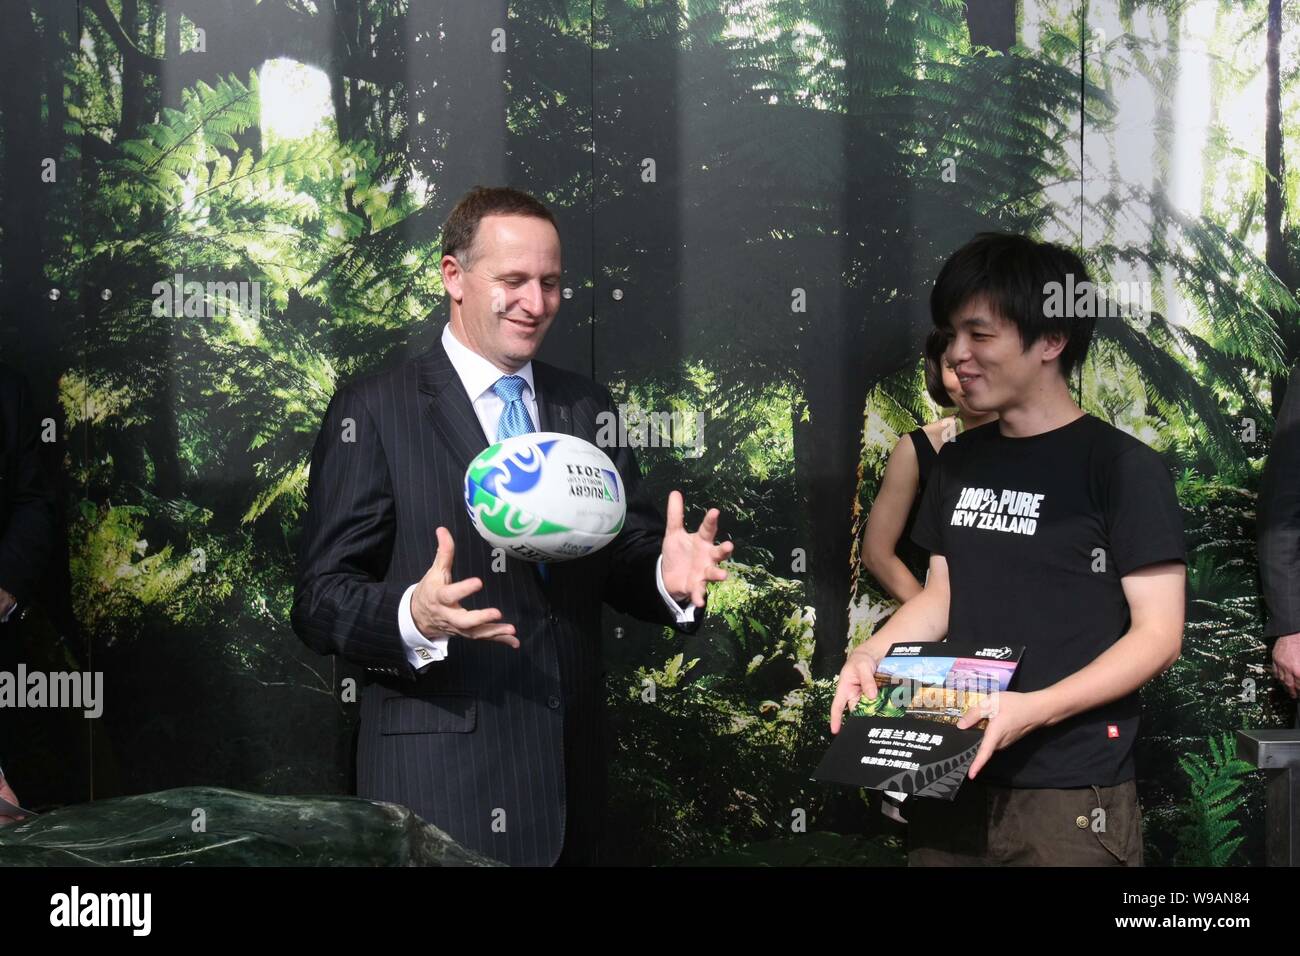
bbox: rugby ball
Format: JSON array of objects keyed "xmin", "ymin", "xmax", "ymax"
[{"xmin": 464, "ymin": 432, "xmax": 626, "ymax": 562}]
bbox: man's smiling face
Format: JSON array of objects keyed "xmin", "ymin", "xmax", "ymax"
[
  {"xmin": 443, "ymin": 214, "xmax": 562, "ymax": 372},
  {"xmin": 943, "ymin": 292, "xmax": 1064, "ymax": 414}
]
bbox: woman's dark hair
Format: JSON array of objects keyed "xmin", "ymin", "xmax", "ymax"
[
  {"xmin": 923, "ymin": 327, "xmax": 953, "ymax": 407},
  {"xmin": 929, "ymin": 232, "xmax": 1094, "ymax": 380}
]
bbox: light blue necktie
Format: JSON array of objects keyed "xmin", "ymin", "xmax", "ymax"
[
  {"xmin": 493, "ymin": 375, "xmax": 537, "ymax": 440},
  {"xmin": 492, "ymin": 375, "xmax": 548, "ymax": 582}
]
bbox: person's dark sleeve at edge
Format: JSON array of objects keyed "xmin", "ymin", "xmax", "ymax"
[
  {"xmin": 0, "ymin": 364, "xmax": 57, "ymax": 611},
  {"xmin": 1259, "ymin": 365, "xmax": 1300, "ymax": 646}
]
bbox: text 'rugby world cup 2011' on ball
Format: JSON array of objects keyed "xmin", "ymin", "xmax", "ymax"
[{"xmin": 463, "ymin": 432, "xmax": 627, "ymax": 562}]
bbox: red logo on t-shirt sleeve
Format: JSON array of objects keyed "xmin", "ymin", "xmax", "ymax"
[{"xmin": 1107, "ymin": 724, "xmax": 1120, "ymax": 739}]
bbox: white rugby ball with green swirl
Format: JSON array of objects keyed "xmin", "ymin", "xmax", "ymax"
[{"xmin": 463, "ymin": 432, "xmax": 626, "ymax": 562}]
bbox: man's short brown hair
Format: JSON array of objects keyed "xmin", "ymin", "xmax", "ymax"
[{"xmin": 441, "ymin": 186, "xmax": 559, "ymax": 269}]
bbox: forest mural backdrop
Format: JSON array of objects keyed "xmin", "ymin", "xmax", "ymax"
[{"xmin": 0, "ymin": 0, "xmax": 1295, "ymax": 865}]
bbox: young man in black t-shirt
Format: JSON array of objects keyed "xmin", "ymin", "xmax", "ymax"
[{"xmin": 831, "ymin": 233, "xmax": 1186, "ymax": 866}]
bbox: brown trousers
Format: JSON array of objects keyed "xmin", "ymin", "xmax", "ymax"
[{"xmin": 906, "ymin": 778, "xmax": 1144, "ymax": 866}]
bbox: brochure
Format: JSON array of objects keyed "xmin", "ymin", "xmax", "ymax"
[{"xmin": 814, "ymin": 642, "xmax": 1024, "ymax": 800}]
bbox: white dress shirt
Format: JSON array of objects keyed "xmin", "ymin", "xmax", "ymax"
[{"xmin": 397, "ymin": 323, "xmax": 696, "ymax": 672}]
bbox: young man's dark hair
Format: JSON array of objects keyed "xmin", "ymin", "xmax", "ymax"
[
  {"xmin": 929, "ymin": 232, "xmax": 1095, "ymax": 380},
  {"xmin": 441, "ymin": 185, "xmax": 559, "ymax": 269},
  {"xmin": 923, "ymin": 328, "xmax": 953, "ymax": 407}
]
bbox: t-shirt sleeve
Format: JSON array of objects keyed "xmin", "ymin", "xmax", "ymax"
[
  {"xmin": 1104, "ymin": 446, "xmax": 1187, "ymax": 576},
  {"xmin": 909, "ymin": 457, "xmax": 946, "ymax": 557}
]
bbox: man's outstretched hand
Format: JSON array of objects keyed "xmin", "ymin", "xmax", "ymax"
[
  {"xmin": 660, "ymin": 490, "xmax": 734, "ymax": 607},
  {"xmin": 410, "ymin": 527, "xmax": 520, "ymax": 648}
]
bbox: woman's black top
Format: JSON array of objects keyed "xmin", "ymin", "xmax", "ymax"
[{"xmin": 894, "ymin": 427, "xmax": 940, "ymax": 581}]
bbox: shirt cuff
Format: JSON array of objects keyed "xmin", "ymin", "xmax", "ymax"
[
  {"xmin": 655, "ymin": 555, "xmax": 697, "ymax": 625},
  {"xmin": 399, "ymin": 582, "xmax": 449, "ymax": 671}
]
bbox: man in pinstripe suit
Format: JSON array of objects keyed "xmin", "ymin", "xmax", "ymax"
[
  {"xmin": 292, "ymin": 186, "xmax": 733, "ymax": 865},
  {"xmin": 1259, "ymin": 363, "xmax": 1300, "ymax": 721}
]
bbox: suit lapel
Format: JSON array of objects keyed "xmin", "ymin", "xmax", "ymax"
[
  {"xmin": 416, "ymin": 338, "xmax": 490, "ymax": 472},
  {"xmin": 417, "ymin": 339, "xmax": 578, "ymax": 464},
  {"xmin": 534, "ymin": 362, "xmax": 575, "ymax": 437}
]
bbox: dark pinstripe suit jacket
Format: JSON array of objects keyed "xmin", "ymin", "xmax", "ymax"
[
  {"xmin": 1260, "ymin": 364, "xmax": 1300, "ymax": 643},
  {"xmin": 291, "ymin": 336, "xmax": 703, "ymax": 865}
]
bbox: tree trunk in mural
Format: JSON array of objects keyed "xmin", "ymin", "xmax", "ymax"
[
  {"xmin": 965, "ymin": 0, "xmax": 1017, "ymax": 53},
  {"xmin": 429, "ymin": 1, "xmax": 510, "ymax": 209},
  {"xmin": 1266, "ymin": 0, "xmax": 1296, "ymax": 416},
  {"xmin": 802, "ymin": 323, "xmax": 868, "ymax": 677},
  {"xmin": 800, "ymin": 4, "xmax": 980, "ymax": 677},
  {"xmin": 116, "ymin": 0, "xmax": 152, "ymax": 141},
  {"xmin": 803, "ymin": 294, "xmax": 922, "ymax": 678},
  {"xmin": 0, "ymin": 7, "xmax": 54, "ymax": 398},
  {"xmin": 1147, "ymin": 3, "xmax": 1177, "ymax": 345}
]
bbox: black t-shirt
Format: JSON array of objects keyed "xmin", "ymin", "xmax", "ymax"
[{"xmin": 910, "ymin": 413, "xmax": 1186, "ymax": 788}]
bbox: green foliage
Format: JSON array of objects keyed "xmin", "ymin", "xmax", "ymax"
[
  {"xmin": 1135, "ymin": 472, "xmax": 1280, "ymax": 864},
  {"xmin": 606, "ymin": 558, "xmax": 905, "ymax": 863},
  {"xmin": 69, "ymin": 502, "xmax": 201, "ymax": 643},
  {"xmin": 1173, "ymin": 733, "xmax": 1254, "ymax": 867},
  {"xmin": 611, "ymin": 369, "xmax": 797, "ymax": 568}
]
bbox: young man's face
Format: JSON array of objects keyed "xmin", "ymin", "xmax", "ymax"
[
  {"xmin": 442, "ymin": 214, "xmax": 562, "ymax": 371},
  {"xmin": 943, "ymin": 293, "xmax": 1065, "ymax": 414}
]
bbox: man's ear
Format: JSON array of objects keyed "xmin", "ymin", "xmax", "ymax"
[
  {"xmin": 1039, "ymin": 331, "xmax": 1069, "ymax": 364},
  {"xmin": 440, "ymin": 255, "xmax": 465, "ymax": 303}
]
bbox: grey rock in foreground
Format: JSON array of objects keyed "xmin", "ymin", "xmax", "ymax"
[{"xmin": 0, "ymin": 787, "xmax": 499, "ymax": 866}]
